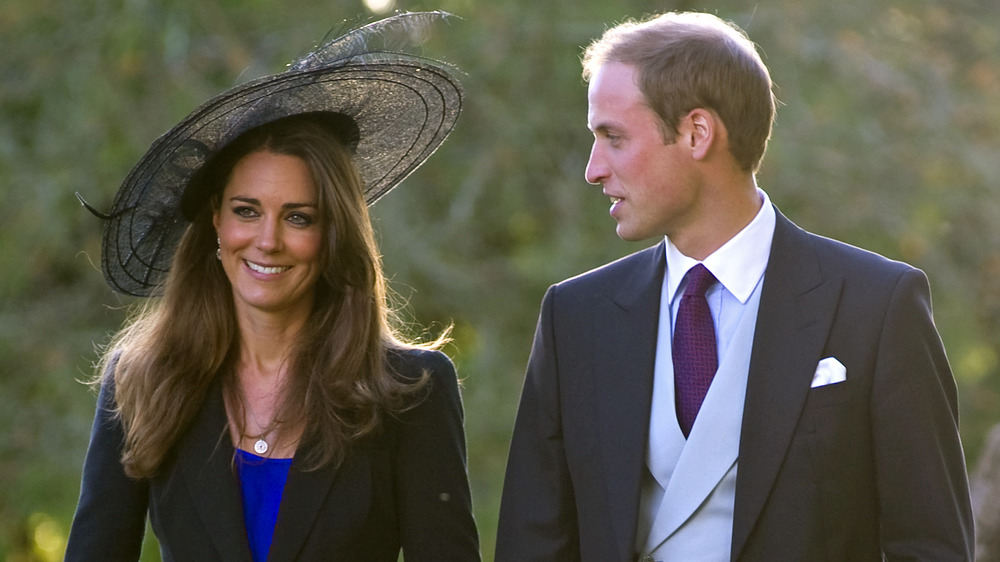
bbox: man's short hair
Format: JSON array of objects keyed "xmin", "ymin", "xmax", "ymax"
[{"xmin": 583, "ymin": 12, "xmax": 776, "ymax": 173}]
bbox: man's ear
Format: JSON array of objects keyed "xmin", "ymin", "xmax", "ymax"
[{"xmin": 683, "ymin": 108, "xmax": 716, "ymax": 161}]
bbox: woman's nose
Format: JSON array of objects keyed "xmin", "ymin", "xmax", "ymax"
[{"xmin": 255, "ymin": 219, "xmax": 282, "ymax": 252}]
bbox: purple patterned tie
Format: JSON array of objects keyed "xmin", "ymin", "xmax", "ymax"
[{"xmin": 673, "ymin": 264, "xmax": 718, "ymax": 438}]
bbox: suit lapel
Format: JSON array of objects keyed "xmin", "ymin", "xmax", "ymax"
[
  {"xmin": 731, "ymin": 210, "xmax": 844, "ymax": 559},
  {"xmin": 594, "ymin": 243, "xmax": 665, "ymax": 561},
  {"xmin": 178, "ymin": 382, "xmax": 253, "ymax": 558},
  {"xmin": 643, "ymin": 271, "xmax": 762, "ymax": 552}
]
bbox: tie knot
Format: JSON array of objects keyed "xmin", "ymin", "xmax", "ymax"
[{"xmin": 682, "ymin": 264, "xmax": 716, "ymax": 298}]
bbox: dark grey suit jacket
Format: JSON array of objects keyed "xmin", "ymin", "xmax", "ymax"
[
  {"xmin": 496, "ymin": 208, "xmax": 974, "ymax": 561},
  {"xmin": 67, "ymin": 348, "xmax": 480, "ymax": 561}
]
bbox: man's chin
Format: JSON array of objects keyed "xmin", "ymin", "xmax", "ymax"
[{"xmin": 615, "ymin": 224, "xmax": 652, "ymax": 243}]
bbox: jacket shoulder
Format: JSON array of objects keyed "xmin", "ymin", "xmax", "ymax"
[
  {"xmin": 775, "ymin": 209, "xmax": 920, "ymax": 285},
  {"xmin": 803, "ymin": 229, "xmax": 919, "ymax": 282},
  {"xmin": 553, "ymin": 243, "xmax": 663, "ymax": 295},
  {"xmin": 388, "ymin": 347, "xmax": 455, "ymax": 383}
]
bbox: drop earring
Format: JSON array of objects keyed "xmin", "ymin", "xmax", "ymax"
[{"xmin": 216, "ymin": 238, "xmax": 222, "ymax": 261}]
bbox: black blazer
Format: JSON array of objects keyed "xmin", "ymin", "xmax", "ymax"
[
  {"xmin": 496, "ymin": 209, "xmax": 974, "ymax": 561},
  {"xmin": 67, "ymin": 348, "xmax": 481, "ymax": 561}
]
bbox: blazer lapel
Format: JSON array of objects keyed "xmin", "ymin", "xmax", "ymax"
[
  {"xmin": 731, "ymin": 210, "xmax": 844, "ymax": 559},
  {"xmin": 267, "ymin": 442, "xmax": 358, "ymax": 561},
  {"xmin": 594, "ymin": 243, "xmax": 665, "ymax": 561},
  {"xmin": 178, "ymin": 382, "xmax": 253, "ymax": 559}
]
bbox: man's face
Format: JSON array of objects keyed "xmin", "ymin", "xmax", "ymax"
[{"xmin": 585, "ymin": 62, "xmax": 701, "ymax": 242}]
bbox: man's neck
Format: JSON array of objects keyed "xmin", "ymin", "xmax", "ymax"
[{"xmin": 671, "ymin": 180, "xmax": 763, "ymax": 260}]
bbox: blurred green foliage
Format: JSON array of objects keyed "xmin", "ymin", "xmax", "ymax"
[{"xmin": 2, "ymin": 0, "xmax": 999, "ymax": 559}]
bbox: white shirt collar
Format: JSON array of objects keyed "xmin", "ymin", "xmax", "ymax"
[{"xmin": 665, "ymin": 188, "xmax": 776, "ymax": 305}]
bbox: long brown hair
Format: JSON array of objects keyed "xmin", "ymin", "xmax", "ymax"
[{"xmin": 101, "ymin": 114, "xmax": 438, "ymax": 479}]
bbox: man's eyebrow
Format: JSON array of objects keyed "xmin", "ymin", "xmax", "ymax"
[{"xmin": 590, "ymin": 122, "xmax": 620, "ymax": 136}]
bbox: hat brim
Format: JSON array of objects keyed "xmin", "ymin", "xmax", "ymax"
[{"xmin": 102, "ymin": 59, "xmax": 462, "ymax": 297}]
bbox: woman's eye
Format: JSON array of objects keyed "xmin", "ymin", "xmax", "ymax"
[
  {"xmin": 287, "ymin": 212, "xmax": 315, "ymax": 226},
  {"xmin": 233, "ymin": 206, "xmax": 258, "ymax": 218}
]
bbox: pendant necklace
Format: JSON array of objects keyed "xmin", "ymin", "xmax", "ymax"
[{"xmin": 243, "ymin": 398, "xmax": 276, "ymax": 456}]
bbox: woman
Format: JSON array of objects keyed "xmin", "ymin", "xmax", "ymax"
[{"xmin": 66, "ymin": 13, "xmax": 479, "ymax": 562}]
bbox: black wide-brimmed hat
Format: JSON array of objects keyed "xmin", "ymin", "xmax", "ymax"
[{"xmin": 81, "ymin": 11, "xmax": 463, "ymax": 297}]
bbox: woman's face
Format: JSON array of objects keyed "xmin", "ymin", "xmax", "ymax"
[{"xmin": 213, "ymin": 150, "xmax": 324, "ymax": 322}]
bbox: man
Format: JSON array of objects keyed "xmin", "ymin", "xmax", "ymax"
[{"xmin": 495, "ymin": 11, "xmax": 974, "ymax": 561}]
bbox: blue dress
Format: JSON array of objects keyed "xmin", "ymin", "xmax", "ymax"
[{"xmin": 235, "ymin": 449, "xmax": 293, "ymax": 562}]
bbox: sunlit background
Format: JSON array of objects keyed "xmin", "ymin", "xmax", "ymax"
[
  {"xmin": 364, "ymin": 0, "xmax": 397, "ymax": 14},
  {"xmin": 3, "ymin": 0, "xmax": 1000, "ymax": 560}
]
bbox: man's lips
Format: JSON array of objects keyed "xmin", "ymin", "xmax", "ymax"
[{"xmin": 603, "ymin": 189, "xmax": 624, "ymax": 217}]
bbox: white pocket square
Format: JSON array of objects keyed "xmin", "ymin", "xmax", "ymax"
[{"xmin": 811, "ymin": 357, "xmax": 847, "ymax": 388}]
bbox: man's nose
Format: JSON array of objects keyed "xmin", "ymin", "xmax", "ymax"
[{"xmin": 585, "ymin": 143, "xmax": 607, "ymax": 185}]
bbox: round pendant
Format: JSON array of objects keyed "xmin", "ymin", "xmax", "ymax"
[{"xmin": 253, "ymin": 439, "xmax": 269, "ymax": 455}]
